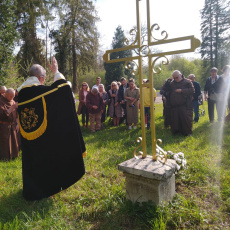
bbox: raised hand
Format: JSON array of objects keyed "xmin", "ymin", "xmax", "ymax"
[{"xmin": 48, "ymin": 57, "xmax": 59, "ymax": 74}]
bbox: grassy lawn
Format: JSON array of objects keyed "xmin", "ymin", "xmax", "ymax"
[{"xmin": 0, "ymin": 102, "xmax": 230, "ymax": 229}]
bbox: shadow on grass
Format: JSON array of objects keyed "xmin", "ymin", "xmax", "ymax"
[
  {"xmin": 77, "ymin": 191, "xmax": 159, "ymax": 230},
  {"xmin": 0, "ymin": 190, "xmax": 54, "ymax": 226}
]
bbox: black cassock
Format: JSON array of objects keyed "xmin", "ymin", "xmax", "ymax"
[{"xmin": 18, "ymin": 79, "xmax": 85, "ymax": 201}]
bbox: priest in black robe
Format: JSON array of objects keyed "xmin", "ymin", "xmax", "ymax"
[{"xmin": 17, "ymin": 57, "xmax": 85, "ymax": 201}]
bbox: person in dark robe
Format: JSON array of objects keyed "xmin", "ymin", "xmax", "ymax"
[
  {"xmin": 160, "ymin": 76, "xmax": 173, "ymax": 128},
  {"xmin": 169, "ymin": 70, "xmax": 194, "ymax": 136},
  {"xmin": 118, "ymin": 77, "xmax": 129, "ymax": 125},
  {"xmin": 188, "ymin": 74, "xmax": 201, "ymax": 123},
  {"xmin": 0, "ymin": 88, "xmax": 20, "ymax": 161},
  {"xmin": 17, "ymin": 57, "xmax": 85, "ymax": 201}
]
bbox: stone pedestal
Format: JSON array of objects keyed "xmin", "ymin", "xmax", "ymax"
[{"xmin": 118, "ymin": 155, "xmax": 177, "ymax": 205}]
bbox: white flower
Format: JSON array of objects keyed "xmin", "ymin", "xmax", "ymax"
[
  {"xmin": 178, "ymin": 152, "xmax": 184, "ymax": 158},
  {"xmin": 167, "ymin": 151, "xmax": 173, "ymax": 156},
  {"xmin": 176, "ymin": 158, "xmax": 182, "ymax": 164},
  {"xmin": 182, "ymin": 159, "xmax": 187, "ymax": 167},
  {"xmin": 173, "ymin": 154, "xmax": 179, "ymax": 161},
  {"xmin": 176, "ymin": 164, "xmax": 181, "ymax": 171}
]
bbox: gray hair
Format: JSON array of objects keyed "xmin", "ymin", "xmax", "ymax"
[
  {"xmin": 172, "ymin": 70, "xmax": 181, "ymax": 76},
  {"xmin": 98, "ymin": 84, "xmax": 105, "ymax": 92},
  {"xmin": 92, "ymin": 87, "xmax": 98, "ymax": 94},
  {"xmin": 29, "ymin": 64, "xmax": 46, "ymax": 77},
  {"xmin": 188, "ymin": 74, "xmax": 195, "ymax": 79}
]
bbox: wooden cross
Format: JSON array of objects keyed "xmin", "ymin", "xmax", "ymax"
[{"xmin": 103, "ymin": 0, "xmax": 200, "ymax": 162}]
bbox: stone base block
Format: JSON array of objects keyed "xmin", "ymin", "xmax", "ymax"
[
  {"xmin": 124, "ymin": 172, "xmax": 175, "ymax": 204},
  {"xmin": 118, "ymin": 155, "xmax": 177, "ymax": 205}
]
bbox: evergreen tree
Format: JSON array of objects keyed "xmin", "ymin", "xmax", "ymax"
[
  {"xmin": 200, "ymin": 0, "xmax": 230, "ymax": 72},
  {"xmin": 104, "ymin": 26, "xmax": 132, "ymax": 86}
]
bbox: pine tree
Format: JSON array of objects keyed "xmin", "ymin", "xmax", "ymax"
[
  {"xmin": 200, "ymin": 0, "xmax": 230, "ymax": 72},
  {"xmin": 104, "ymin": 26, "xmax": 132, "ymax": 86}
]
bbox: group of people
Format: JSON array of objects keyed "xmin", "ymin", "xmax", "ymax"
[
  {"xmin": 0, "ymin": 86, "xmax": 20, "ymax": 161},
  {"xmin": 1, "ymin": 56, "xmax": 230, "ymax": 201},
  {"xmin": 0, "ymin": 57, "xmax": 86, "ymax": 201},
  {"xmin": 77, "ymin": 77, "xmax": 141, "ymax": 132},
  {"xmin": 160, "ymin": 66, "xmax": 230, "ymax": 136}
]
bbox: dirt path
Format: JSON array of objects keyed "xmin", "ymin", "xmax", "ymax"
[{"xmin": 155, "ymin": 92, "xmax": 163, "ymax": 104}]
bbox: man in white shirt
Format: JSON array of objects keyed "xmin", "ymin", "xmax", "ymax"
[{"xmin": 92, "ymin": 77, "xmax": 101, "ymax": 89}]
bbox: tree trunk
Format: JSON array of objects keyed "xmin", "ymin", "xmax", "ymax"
[
  {"xmin": 214, "ymin": 1, "xmax": 219, "ymax": 68},
  {"xmin": 72, "ymin": 29, "xmax": 78, "ymax": 94},
  {"xmin": 210, "ymin": 0, "xmax": 214, "ymax": 67}
]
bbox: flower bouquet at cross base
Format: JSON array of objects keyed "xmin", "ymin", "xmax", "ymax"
[{"xmin": 166, "ymin": 151, "xmax": 187, "ymax": 173}]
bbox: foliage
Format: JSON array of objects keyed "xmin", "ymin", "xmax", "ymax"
[
  {"xmin": 104, "ymin": 25, "xmax": 133, "ymax": 86},
  {"xmin": 0, "ymin": 0, "xmax": 18, "ymax": 85},
  {"xmin": 78, "ymin": 69, "xmax": 106, "ymax": 90},
  {"xmin": 151, "ymin": 56, "xmax": 204, "ymax": 90},
  {"xmin": 50, "ymin": 0, "xmax": 99, "ymax": 93},
  {"xmin": 15, "ymin": 0, "xmax": 52, "ymax": 78},
  {"xmin": 0, "ymin": 102, "xmax": 230, "ymax": 229}
]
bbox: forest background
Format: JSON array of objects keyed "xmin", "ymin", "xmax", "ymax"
[{"xmin": 0, "ymin": 0, "xmax": 230, "ymax": 92}]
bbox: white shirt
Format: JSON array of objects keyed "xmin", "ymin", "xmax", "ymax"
[
  {"xmin": 92, "ymin": 84, "xmax": 99, "ymax": 89},
  {"xmin": 17, "ymin": 72, "xmax": 65, "ymax": 93}
]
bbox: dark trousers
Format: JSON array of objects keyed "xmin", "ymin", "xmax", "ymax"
[
  {"xmin": 193, "ymin": 100, "xmax": 199, "ymax": 122},
  {"xmin": 101, "ymin": 106, "xmax": 106, "ymax": 123},
  {"xmin": 145, "ymin": 107, "xmax": 150, "ymax": 128},
  {"xmin": 207, "ymin": 99, "xmax": 224, "ymax": 122},
  {"xmin": 81, "ymin": 104, "xmax": 89, "ymax": 124}
]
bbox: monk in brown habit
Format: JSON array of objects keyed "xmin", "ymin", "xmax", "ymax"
[
  {"xmin": 0, "ymin": 88, "xmax": 20, "ymax": 160},
  {"xmin": 169, "ymin": 70, "xmax": 194, "ymax": 136}
]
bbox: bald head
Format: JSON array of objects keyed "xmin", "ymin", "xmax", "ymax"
[
  {"xmin": 5, "ymin": 88, "xmax": 15, "ymax": 101},
  {"xmin": 0, "ymin": 86, "xmax": 7, "ymax": 95},
  {"xmin": 172, "ymin": 70, "xmax": 182, "ymax": 82}
]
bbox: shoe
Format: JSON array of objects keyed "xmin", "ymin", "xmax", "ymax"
[
  {"xmin": 128, "ymin": 126, "xmax": 132, "ymax": 130},
  {"xmin": 133, "ymin": 126, "xmax": 137, "ymax": 129}
]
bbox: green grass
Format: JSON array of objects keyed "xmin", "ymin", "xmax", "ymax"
[{"xmin": 0, "ymin": 102, "xmax": 230, "ymax": 229}]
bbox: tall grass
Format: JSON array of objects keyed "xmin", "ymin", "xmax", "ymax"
[{"xmin": 0, "ymin": 102, "xmax": 229, "ymax": 229}]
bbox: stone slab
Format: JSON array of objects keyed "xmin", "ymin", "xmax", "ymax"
[
  {"xmin": 118, "ymin": 155, "xmax": 177, "ymax": 181},
  {"xmin": 124, "ymin": 172, "xmax": 175, "ymax": 204}
]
